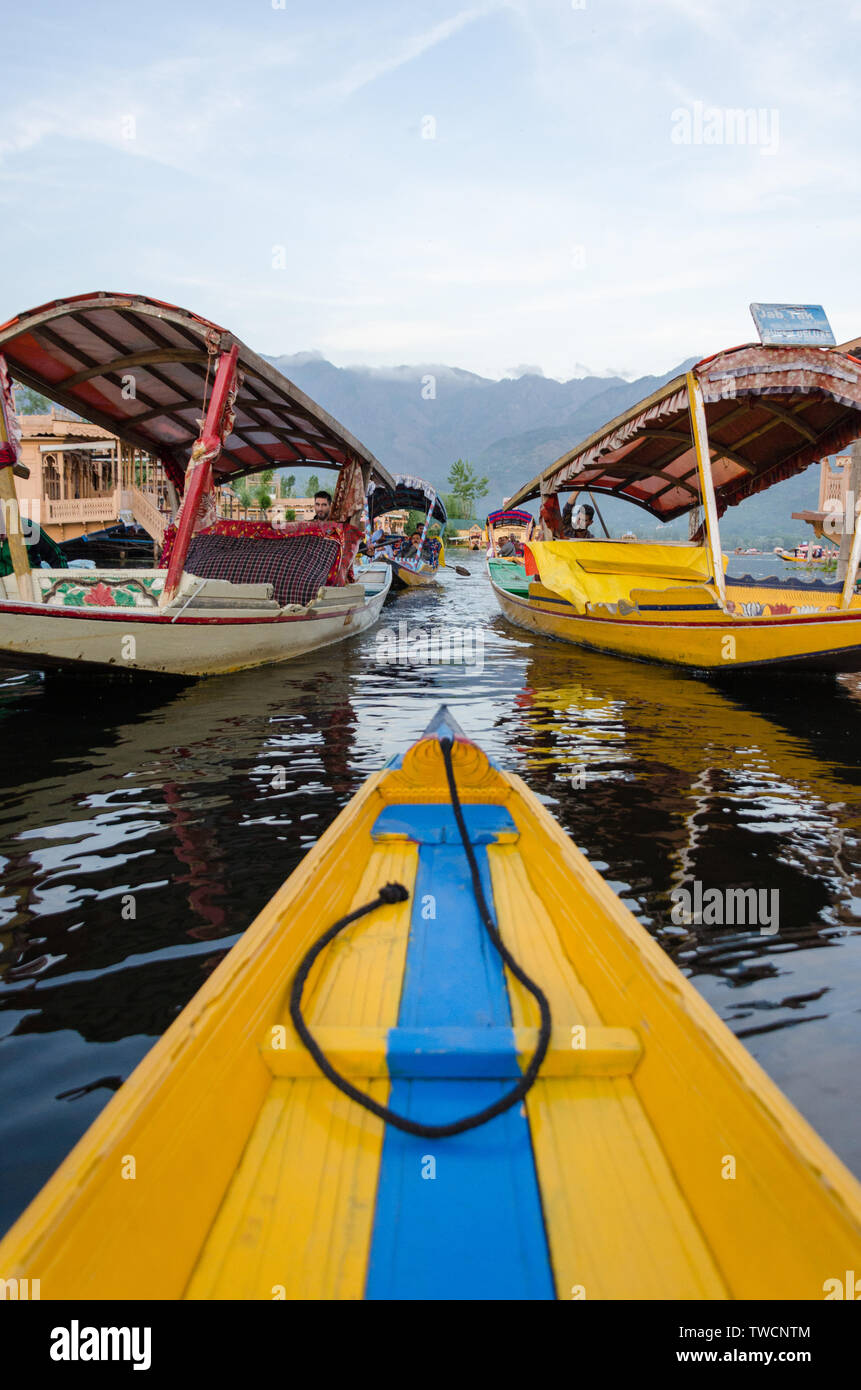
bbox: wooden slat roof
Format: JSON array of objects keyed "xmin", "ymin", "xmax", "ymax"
[{"xmin": 506, "ymin": 344, "xmax": 861, "ymax": 521}]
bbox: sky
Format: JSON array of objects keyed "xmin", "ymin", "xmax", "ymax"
[{"xmin": 1, "ymin": 0, "xmax": 858, "ymax": 381}]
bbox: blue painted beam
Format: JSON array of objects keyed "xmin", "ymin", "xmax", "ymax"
[{"xmin": 365, "ymin": 803, "xmax": 554, "ymax": 1301}]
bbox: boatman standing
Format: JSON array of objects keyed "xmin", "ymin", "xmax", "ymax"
[{"xmin": 570, "ymin": 504, "xmax": 595, "ymax": 539}]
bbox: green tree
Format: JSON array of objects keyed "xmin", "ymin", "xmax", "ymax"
[
  {"xmin": 14, "ymin": 385, "xmax": 54, "ymax": 414},
  {"xmin": 254, "ymin": 468, "xmax": 275, "ymax": 511},
  {"xmin": 307, "ymin": 474, "xmax": 320, "ymax": 496},
  {"xmin": 446, "ymin": 459, "xmax": 488, "ymax": 515},
  {"xmin": 441, "ymin": 491, "xmax": 473, "ymax": 520},
  {"xmin": 280, "ymin": 473, "xmax": 296, "ymax": 499}
]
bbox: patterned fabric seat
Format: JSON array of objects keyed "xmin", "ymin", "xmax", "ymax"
[{"xmin": 184, "ymin": 533, "xmax": 341, "ymax": 607}]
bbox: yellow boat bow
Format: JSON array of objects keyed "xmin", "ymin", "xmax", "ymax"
[{"xmin": 1, "ymin": 708, "xmax": 859, "ymax": 1300}]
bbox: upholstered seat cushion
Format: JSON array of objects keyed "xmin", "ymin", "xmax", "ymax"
[{"xmin": 184, "ymin": 533, "xmax": 341, "ymax": 607}]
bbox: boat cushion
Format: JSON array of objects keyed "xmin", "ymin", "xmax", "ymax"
[
  {"xmin": 524, "ymin": 540, "xmax": 721, "ymax": 613},
  {"xmin": 161, "ymin": 519, "xmax": 363, "ymax": 586},
  {"xmin": 183, "ymin": 533, "xmax": 341, "ymax": 607}
]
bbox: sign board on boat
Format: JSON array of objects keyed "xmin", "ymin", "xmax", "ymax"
[{"xmin": 750, "ymin": 303, "xmax": 836, "ymax": 346}]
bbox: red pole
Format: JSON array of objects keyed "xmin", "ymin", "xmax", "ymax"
[{"xmin": 162, "ymin": 344, "xmax": 240, "ymax": 603}]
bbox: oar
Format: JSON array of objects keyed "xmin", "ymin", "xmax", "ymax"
[{"xmin": 452, "ymin": 564, "xmax": 470, "ymax": 576}]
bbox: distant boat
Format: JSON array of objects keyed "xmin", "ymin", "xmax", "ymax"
[
  {"xmin": 367, "ymin": 474, "xmax": 447, "ymax": 588},
  {"xmin": 59, "ymin": 522, "xmax": 155, "ymax": 568},
  {"xmin": 776, "ymin": 546, "xmax": 828, "ymax": 565},
  {"xmin": 486, "ymin": 507, "xmax": 534, "ymax": 560}
]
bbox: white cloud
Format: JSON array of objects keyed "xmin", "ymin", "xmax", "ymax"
[{"xmin": 309, "ymin": 5, "xmax": 499, "ymax": 105}]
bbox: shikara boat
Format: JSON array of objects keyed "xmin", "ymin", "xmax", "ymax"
[
  {"xmin": 485, "ymin": 506, "xmax": 534, "ymax": 560},
  {"xmin": 775, "ymin": 546, "xmax": 829, "ymax": 566},
  {"xmin": 1, "ymin": 707, "xmax": 859, "ymax": 1301},
  {"xmin": 493, "ymin": 339, "xmax": 861, "ymax": 672},
  {"xmin": 1, "ymin": 518, "xmax": 68, "ymax": 574},
  {"xmin": 59, "ymin": 521, "xmax": 155, "ymax": 568},
  {"xmin": 0, "ymin": 293, "xmax": 395, "ymax": 676},
  {"xmin": 367, "ymin": 474, "xmax": 447, "ymax": 588}
]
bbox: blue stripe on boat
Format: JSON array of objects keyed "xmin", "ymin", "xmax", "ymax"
[{"xmin": 365, "ymin": 803, "xmax": 554, "ymax": 1301}]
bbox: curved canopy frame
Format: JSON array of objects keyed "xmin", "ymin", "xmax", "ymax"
[
  {"xmin": 0, "ymin": 292, "xmax": 394, "ymax": 494},
  {"xmin": 506, "ymin": 344, "xmax": 861, "ymax": 522},
  {"xmin": 368, "ymin": 473, "xmax": 447, "ymax": 525}
]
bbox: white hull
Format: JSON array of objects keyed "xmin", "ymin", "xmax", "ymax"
[{"xmin": 0, "ymin": 571, "xmax": 392, "ymax": 677}]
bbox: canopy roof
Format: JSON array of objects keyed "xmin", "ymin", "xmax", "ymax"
[
  {"xmin": 487, "ymin": 507, "xmax": 534, "ymax": 528},
  {"xmin": 368, "ymin": 473, "xmax": 447, "ymax": 524},
  {"xmin": 0, "ymin": 292, "xmax": 394, "ymax": 492},
  {"xmin": 506, "ymin": 344, "xmax": 861, "ymax": 521}
]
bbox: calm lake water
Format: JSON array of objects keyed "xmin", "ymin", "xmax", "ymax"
[{"xmin": 1, "ymin": 548, "xmax": 860, "ymax": 1234}]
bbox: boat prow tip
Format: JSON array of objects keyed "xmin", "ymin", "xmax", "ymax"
[
  {"xmin": 419, "ymin": 704, "xmax": 472, "ymax": 747},
  {"xmin": 386, "ymin": 706, "xmax": 500, "ymax": 793}
]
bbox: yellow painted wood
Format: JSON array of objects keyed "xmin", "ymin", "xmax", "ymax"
[
  {"xmin": 0, "ymin": 774, "xmax": 409, "ymax": 1300},
  {"xmin": 491, "ymin": 774, "xmax": 861, "ymax": 1299},
  {"xmin": 1, "ymin": 726, "xmax": 859, "ymax": 1301},
  {"xmin": 492, "ymin": 573, "xmax": 861, "ymax": 671},
  {"xmin": 262, "ymin": 1024, "xmax": 641, "ymax": 1077},
  {"xmin": 489, "ymin": 844, "xmax": 726, "ymax": 1299},
  {"xmin": 186, "ymin": 837, "xmax": 416, "ymax": 1300},
  {"xmin": 392, "ymin": 561, "xmax": 437, "ymax": 587},
  {"xmin": 0, "ymin": 406, "xmax": 34, "ymax": 603},
  {"xmin": 687, "ymin": 371, "xmax": 726, "ymax": 605}
]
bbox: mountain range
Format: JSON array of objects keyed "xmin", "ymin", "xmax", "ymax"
[{"xmin": 270, "ymin": 352, "xmax": 823, "ymax": 547}]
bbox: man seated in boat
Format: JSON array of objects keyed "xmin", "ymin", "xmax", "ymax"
[
  {"xmin": 394, "ymin": 530, "xmax": 422, "ymax": 562},
  {"xmin": 368, "ymin": 527, "xmax": 399, "ymax": 557},
  {"xmin": 498, "ymin": 534, "xmax": 518, "ymax": 557},
  {"xmin": 408, "ymin": 531, "xmax": 427, "ymax": 563},
  {"xmin": 313, "ymin": 490, "xmax": 333, "ymax": 521}
]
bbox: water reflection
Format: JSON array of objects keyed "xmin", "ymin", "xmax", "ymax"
[{"xmin": 0, "ymin": 552, "xmax": 859, "ymax": 1234}]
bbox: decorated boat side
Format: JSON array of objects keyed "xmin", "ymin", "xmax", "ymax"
[
  {"xmin": 0, "ymin": 707, "xmax": 859, "ymax": 1300},
  {"xmin": 0, "ymin": 293, "xmax": 396, "ymax": 676},
  {"xmin": 492, "ymin": 321, "xmax": 861, "ymax": 673}
]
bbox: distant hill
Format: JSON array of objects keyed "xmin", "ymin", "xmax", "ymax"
[
  {"xmin": 471, "ymin": 361, "xmax": 700, "ymax": 500},
  {"xmin": 269, "ymin": 352, "xmax": 629, "ymax": 499},
  {"xmin": 269, "ymin": 351, "xmax": 825, "ymax": 544}
]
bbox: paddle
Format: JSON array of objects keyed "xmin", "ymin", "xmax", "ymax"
[{"xmin": 452, "ymin": 564, "xmax": 470, "ymax": 576}]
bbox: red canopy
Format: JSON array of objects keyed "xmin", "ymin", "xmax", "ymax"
[
  {"xmin": 507, "ymin": 343, "xmax": 861, "ymax": 521},
  {"xmin": 0, "ymin": 292, "xmax": 394, "ymax": 494}
]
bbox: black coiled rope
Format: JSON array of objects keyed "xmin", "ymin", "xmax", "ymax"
[{"xmin": 289, "ymin": 735, "xmax": 552, "ymax": 1137}]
